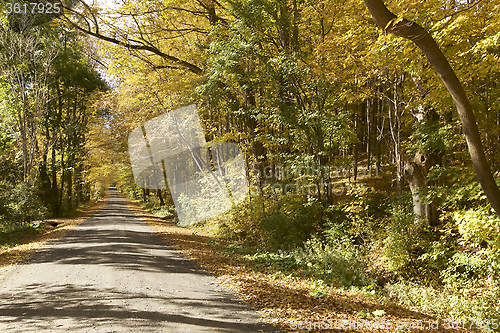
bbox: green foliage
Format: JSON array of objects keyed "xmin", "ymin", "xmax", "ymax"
[
  {"xmin": 406, "ymin": 122, "xmax": 458, "ymax": 157},
  {"xmin": 0, "ymin": 105, "xmax": 19, "ymax": 183},
  {"xmin": 152, "ymin": 206, "xmax": 176, "ymax": 219},
  {"xmin": 453, "ymin": 207, "xmax": 500, "ymax": 251},
  {"xmin": 246, "ymin": 237, "xmax": 372, "ymax": 287},
  {"xmin": 0, "ymin": 180, "xmax": 47, "ymax": 226},
  {"xmin": 248, "ymin": 251, "xmax": 299, "ymax": 271},
  {"xmin": 309, "ymin": 279, "xmax": 329, "ymax": 298},
  {"xmin": 210, "ymin": 194, "xmax": 322, "ymax": 251},
  {"xmin": 296, "ymin": 238, "xmax": 372, "ymax": 287},
  {"xmin": 387, "ymin": 280, "xmax": 500, "ymax": 321},
  {"xmin": 323, "ymin": 186, "xmax": 389, "ymax": 246},
  {"xmin": 0, "ymin": 181, "xmax": 10, "ymax": 223},
  {"xmin": 380, "ymin": 194, "xmax": 456, "ymax": 283},
  {"xmin": 208, "ymin": 198, "xmax": 263, "ymax": 248},
  {"xmin": 381, "ymin": 198, "xmax": 416, "ymax": 274},
  {"xmin": 115, "ymin": 164, "xmax": 142, "ymax": 199},
  {"xmin": 428, "ymin": 166, "xmax": 488, "ymax": 210},
  {"xmin": 322, "ymin": 204, "xmax": 352, "ymax": 242},
  {"xmin": 441, "ymin": 251, "xmax": 499, "ymax": 287},
  {"xmin": 7, "ymin": 181, "xmax": 48, "ymax": 223},
  {"xmin": 259, "ymin": 196, "xmax": 322, "ymax": 251},
  {"xmin": 0, "ymin": 222, "xmax": 44, "ymax": 246}
]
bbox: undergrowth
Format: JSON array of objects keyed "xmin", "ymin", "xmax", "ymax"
[
  {"xmin": 242, "ymin": 238, "xmax": 373, "ymax": 287},
  {"xmin": 0, "ymin": 223, "xmax": 45, "ymax": 248}
]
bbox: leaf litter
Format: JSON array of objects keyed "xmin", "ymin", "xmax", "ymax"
[{"xmin": 124, "ymin": 197, "xmax": 470, "ymax": 333}]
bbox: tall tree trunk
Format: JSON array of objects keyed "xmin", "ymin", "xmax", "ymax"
[
  {"xmin": 387, "ymin": 78, "xmax": 403, "ymax": 194},
  {"xmin": 366, "ymin": 97, "xmax": 372, "ymax": 176},
  {"xmin": 404, "ymin": 158, "xmax": 426, "ymax": 222},
  {"xmin": 39, "ymin": 150, "xmax": 52, "ymax": 211},
  {"xmin": 244, "ymin": 88, "xmax": 267, "ymax": 191},
  {"xmin": 484, "ymin": 88, "xmax": 491, "ymax": 165},
  {"xmin": 66, "ymin": 156, "xmax": 73, "ymax": 209},
  {"xmin": 352, "ymin": 105, "xmax": 359, "ymax": 181},
  {"xmin": 315, "ymin": 125, "xmax": 325, "ymax": 201},
  {"xmin": 59, "ymin": 150, "xmax": 65, "ymax": 213},
  {"xmin": 375, "ymin": 95, "xmax": 383, "ymax": 174},
  {"xmin": 404, "ymin": 150, "xmax": 440, "ymax": 225},
  {"xmin": 497, "ymin": 112, "xmax": 500, "ymax": 171},
  {"xmin": 19, "ymin": 100, "xmax": 28, "ymax": 180},
  {"xmin": 51, "ymin": 145, "xmax": 60, "ymax": 217},
  {"xmin": 157, "ymin": 189, "xmax": 164, "ymax": 206},
  {"xmin": 76, "ymin": 165, "xmax": 83, "ymax": 206},
  {"xmin": 364, "ymin": 0, "xmax": 500, "ymax": 216}
]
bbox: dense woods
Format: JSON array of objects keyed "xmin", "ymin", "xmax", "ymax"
[
  {"xmin": 2, "ymin": 0, "xmax": 500, "ymax": 324},
  {"xmin": 0, "ymin": 6, "xmax": 107, "ymax": 224}
]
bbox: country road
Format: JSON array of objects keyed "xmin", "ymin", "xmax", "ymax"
[{"xmin": 0, "ymin": 189, "xmax": 279, "ymax": 332}]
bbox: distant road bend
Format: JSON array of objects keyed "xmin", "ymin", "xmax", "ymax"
[{"xmin": 0, "ymin": 188, "xmax": 278, "ymax": 332}]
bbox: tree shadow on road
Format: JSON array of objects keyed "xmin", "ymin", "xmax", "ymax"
[
  {"xmin": 26, "ymin": 191, "xmax": 208, "ymax": 275},
  {"xmin": 0, "ymin": 282, "xmax": 279, "ymax": 332}
]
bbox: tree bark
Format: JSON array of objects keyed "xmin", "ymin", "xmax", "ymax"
[
  {"xmin": 352, "ymin": 105, "xmax": 359, "ymax": 181},
  {"xmin": 157, "ymin": 189, "xmax": 164, "ymax": 206},
  {"xmin": 404, "ymin": 159, "xmax": 426, "ymax": 222},
  {"xmin": 404, "ymin": 151, "xmax": 439, "ymax": 225},
  {"xmin": 366, "ymin": 97, "xmax": 372, "ymax": 176},
  {"xmin": 364, "ymin": 0, "xmax": 500, "ymax": 216}
]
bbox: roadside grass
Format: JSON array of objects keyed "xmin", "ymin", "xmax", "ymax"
[
  {"xmin": 0, "ymin": 195, "xmax": 109, "ymax": 273},
  {"xmin": 123, "ymin": 195, "xmax": 470, "ymax": 333},
  {"xmin": 386, "ymin": 281, "xmax": 500, "ymax": 325}
]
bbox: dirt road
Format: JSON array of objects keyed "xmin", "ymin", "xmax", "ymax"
[{"xmin": 0, "ymin": 189, "xmax": 278, "ymax": 332}]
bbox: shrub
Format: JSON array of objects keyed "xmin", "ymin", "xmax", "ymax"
[
  {"xmin": 12, "ymin": 181, "xmax": 48, "ymax": 222},
  {"xmin": 381, "ymin": 194, "xmax": 455, "ymax": 283},
  {"xmin": 381, "ymin": 199, "xmax": 417, "ymax": 274},
  {"xmin": 453, "ymin": 207, "xmax": 500, "ymax": 251},
  {"xmin": 441, "ymin": 250, "xmax": 500, "ymax": 287},
  {"xmin": 323, "ymin": 186, "xmax": 388, "ymax": 247},
  {"xmin": 258, "ymin": 195, "xmax": 322, "ymax": 251},
  {"xmin": 430, "ymin": 166, "xmax": 495, "ymax": 211},
  {"xmin": 0, "ymin": 222, "xmax": 44, "ymax": 246},
  {"xmin": 386, "ymin": 280, "xmax": 500, "ymax": 321},
  {"xmin": 296, "ymin": 238, "xmax": 372, "ymax": 287},
  {"xmin": 247, "ymin": 238, "xmax": 373, "ymax": 287},
  {"xmin": 210, "ymin": 193, "xmax": 321, "ymax": 251},
  {"xmin": 1, "ymin": 180, "xmax": 47, "ymax": 226},
  {"xmin": 0, "ymin": 181, "xmax": 10, "ymax": 225},
  {"xmin": 206, "ymin": 196, "xmax": 264, "ymax": 248}
]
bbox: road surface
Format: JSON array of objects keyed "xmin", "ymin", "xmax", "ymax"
[{"xmin": 0, "ymin": 189, "xmax": 278, "ymax": 332}]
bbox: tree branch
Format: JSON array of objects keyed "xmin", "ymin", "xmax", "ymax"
[{"xmin": 61, "ymin": 3, "xmax": 204, "ymax": 75}]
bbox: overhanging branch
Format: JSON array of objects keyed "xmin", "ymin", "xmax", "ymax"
[{"xmin": 61, "ymin": 2, "xmax": 204, "ymax": 75}]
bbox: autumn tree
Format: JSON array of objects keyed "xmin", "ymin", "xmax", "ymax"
[
  {"xmin": 364, "ymin": 0, "xmax": 500, "ymax": 218},
  {"xmin": 0, "ymin": 25, "xmax": 58, "ymax": 181}
]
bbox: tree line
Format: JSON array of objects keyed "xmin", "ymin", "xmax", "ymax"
[
  {"xmin": 60, "ymin": 0, "xmax": 500, "ymax": 223},
  {"xmin": 0, "ymin": 3, "xmax": 108, "ymax": 224}
]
